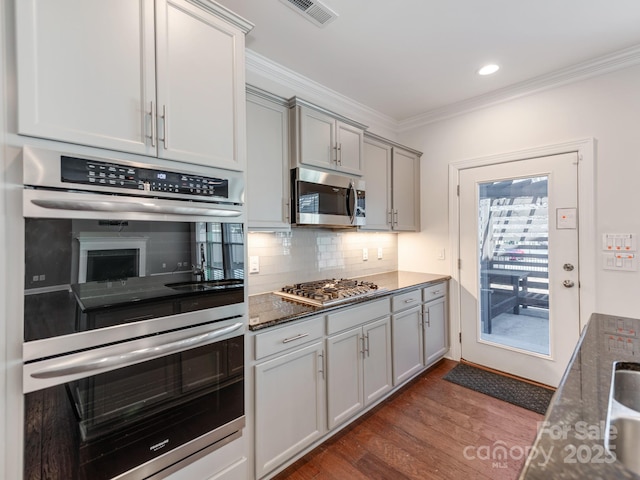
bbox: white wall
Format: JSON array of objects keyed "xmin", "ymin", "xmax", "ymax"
[{"xmin": 397, "ymin": 63, "xmax": 640, "ymax": 319}]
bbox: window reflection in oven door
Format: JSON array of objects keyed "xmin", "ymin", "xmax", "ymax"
[{"xmin": 24, "ymin": 321, "xmax": 245, "ymax": 480}]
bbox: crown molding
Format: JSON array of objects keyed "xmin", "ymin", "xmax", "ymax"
[
  {"xmin": 398, "ymin": 43, "xmax": 640, "ymax": 132},
  {"xmin": 245, "ymin": 49, "xmax": 398, "ymax": 135},
  {"xmin": 246, "ymin": 43, "xmax": 640, "ymax": 136}
]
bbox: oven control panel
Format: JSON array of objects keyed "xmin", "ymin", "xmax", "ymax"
[{"xmin": 60, "ymin": 155, "xmax": 229, "ymax": 199}]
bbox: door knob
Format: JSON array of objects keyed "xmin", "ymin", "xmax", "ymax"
[
  {"xmin": 563, "ymin": 263, "xmax": 575, "ymax": 271},
  {"xmin": 563, "ymin": 280, "xmax": 575, "ymax": 288}
]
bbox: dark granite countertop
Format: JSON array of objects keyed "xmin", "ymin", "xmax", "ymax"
[
  {"xmin": 248, "ymin": 271, "xmax": 450, "ymax": 331},
  {"xmin": 520, "ymin": 313, "xmax": 640, "ymax": 479}
]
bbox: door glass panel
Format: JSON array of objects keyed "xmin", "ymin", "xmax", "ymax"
[{"xmin": 478, "ymin": 176, "xmax": 550, "ymax": 355}]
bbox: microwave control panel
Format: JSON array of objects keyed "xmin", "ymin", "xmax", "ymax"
[{"xmin": 60, "ymin": 155, "xmax": 229, "ymax": 199}]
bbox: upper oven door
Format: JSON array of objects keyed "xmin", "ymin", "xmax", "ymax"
[{"xmin": 23, "ymin": 191, "xmax": 246, "ymax": 363}]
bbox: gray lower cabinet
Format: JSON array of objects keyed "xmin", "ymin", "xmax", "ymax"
[
  {"xmin": 253, "ymin": 284, "xmax": 447, "ymax": 479},
  {"xmin": 254, "ymin": 318, "xmax": 326, "ymax": 479},
  {"xmin": 391, "ymin": 289, "xmax": 424, "ymax": 385},
  {"xmin": 423, "ymin": 295, "xmax": 448, "ymax": 367},
  {"xmin": 326, "ymin": 316, "xmax": 392, "ymax": 429},
  {"xmin": 422, "ymin": 282, "xmax": 449, "ymax": 367},
  {"xmin": 392, "ymin": 281, "xmax": 449, "ymax": 385}
]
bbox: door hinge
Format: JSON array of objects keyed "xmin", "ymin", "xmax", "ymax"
[
  {"xmin": 457, "ymin": 258, "xmax": 461, "ymax": 269},
  {"xmin": 456, "ymin": 185, "xmax": 460, "ymax": 196},
  {"xmin": 459, "ymin": 332, "xmax": 462, "ymax": 343}
]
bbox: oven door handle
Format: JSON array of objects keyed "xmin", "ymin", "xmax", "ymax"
[
  {"xmin": 30, "ymin": 198, "xmax": 242, "ymax": 217},
  {"xmin": 30, "ymin": 322, "xmax": 244, "ymax": 379}
]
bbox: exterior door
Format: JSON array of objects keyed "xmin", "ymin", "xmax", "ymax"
[{"xmin": 459, "ymin": 152, "xmax": 580, "ymax": 387}]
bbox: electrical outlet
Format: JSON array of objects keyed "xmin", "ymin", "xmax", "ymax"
[
  {"xmin": 249, "ymin": 256, "xmax": 260, "ymax": 274},
  {"xmin": 362, "ymin": 248, "xmax": 368, "ymax": 261},
  {"xmin": 437, "ymin": 249, "xmax": 446, "ymax": 260},
  {"xmin": 377, "ymin": 247, "xmax": 383, "ymax": 260}
]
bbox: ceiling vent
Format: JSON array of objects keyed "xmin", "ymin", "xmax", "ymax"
[{"xmin": 279, "ymin": 0, "xmax": 339, "ymax": 27}]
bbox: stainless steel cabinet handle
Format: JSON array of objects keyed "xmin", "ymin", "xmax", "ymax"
[
  {"xmin": 150, "ymin": 101, "xmax": 157, "ymax": 147},
  {"xmin": 360, "ymin": 335, "xmax": 365, "ymax": 358},
  {"xmin": 387, "ymin": 210, "xmax": 393, "ymax": 226},
  {"xmin": 364, "ymin": 334, "xmax": 370, "ymax": 357},
  {"xmin": 431, "ymin": 290, "xmax": 443, "ymax": 295},
  {"xmin": 30, "ymin": 322, "xmax": 244, "ymax": 379},
  {"xmin": 31, "ymin": 199, "xmax": 242, "ymax": 217},
  {"xmin": 404, "ymin": 298, "xmax": 417, "ymax": 303},
  {"xmin": 162, "ymin": 104, "xmax": 168, "ymax": 149},
  {"xmin": 337, "ymin": 143, "xmax": 342, "ymax": 165},
  {"xmin": 318, "ymin": 351, "xmax": 325, "ymax": 379},
  {"xmin": 393, "ymin": 209, "xmax": 399, "ymax": 227},
  {"xmin": 282, "ymin": 332, "xmax": 309, "ymax": 344}
]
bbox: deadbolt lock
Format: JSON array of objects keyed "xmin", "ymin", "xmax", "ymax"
[{"xmin": 563, "ymin": 263, "xmax": 575, "ymax": 271}]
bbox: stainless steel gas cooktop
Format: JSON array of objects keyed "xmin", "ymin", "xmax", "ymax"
[{"xmin": 274, "ymin": 278, "xmax": 385, "ymax": 307}]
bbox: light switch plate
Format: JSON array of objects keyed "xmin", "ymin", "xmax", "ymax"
[
  {"xmin": 603, "ymin": 252, "xmax": 637, "ymax": 271},
  {"xmin": 603, "ymin": 233, "xmax": 636, "ymax": 252},
  {"xmin": 362, "ymin": 248, "xmax": 368, "ymax": 261}
]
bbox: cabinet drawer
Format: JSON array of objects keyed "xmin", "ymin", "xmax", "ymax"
[
  {"xmin": 254, "ymin": 316, "xmax": 324, "ymax": 360},
  {"xmin": 423, "ymin": 282, "xmax": 447, "ymax": 302},
  {"xmin": 326, "ymin": 298, "xmax": 390, "ymax": 335},
  {"xmin": 391, "ymin": 289, "xmax": 422, "ymax": 312}
]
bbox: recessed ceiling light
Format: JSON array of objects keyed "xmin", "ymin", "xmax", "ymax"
[{"xmin": 478, "ymin": 64, "xmax": 500, "ymax": 76}]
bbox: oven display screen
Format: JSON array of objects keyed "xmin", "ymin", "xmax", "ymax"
[{"xmin": 157, "ymin": 172, "xmax": 167, "ymax": 180}]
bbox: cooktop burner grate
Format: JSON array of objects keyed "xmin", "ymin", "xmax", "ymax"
[{"xmin": 274, "ymin": 278, "xmax": 385, "ymax": 307}]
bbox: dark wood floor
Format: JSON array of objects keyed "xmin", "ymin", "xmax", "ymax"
[{"xmin": 273, "ymin": 359, "xmax": 542, "ymax": 480}]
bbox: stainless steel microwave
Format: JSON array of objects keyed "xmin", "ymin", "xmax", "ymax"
[{"xmin": 291, "ymin": 167, "xmax": 365, "ymax": 227}]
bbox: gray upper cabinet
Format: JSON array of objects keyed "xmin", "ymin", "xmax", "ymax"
[
  {"xmin": 246, "ymin": 87, "xmax": 291, "ymax": 231},
  {"xmin": 289, "ymin": 98, "xmax": 366, "ymax": 176},
  {"xmin": 16, "ymin": 0, "xmax": 252, "ymax": 171},
  {"xmin": 362, "ymin": 137, "xmax": 393, "ymax": 230},
  {"xmin": 362, "ymin": 133, "xmax": 422, "ymax": 231},
  {"xmin": 392, "ymin": 146, "xmax": 421, "ymax": 231}
]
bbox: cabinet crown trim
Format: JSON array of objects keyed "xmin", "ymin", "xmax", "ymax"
[
  {"xmin": 246, "ymin": 84, "xmax": 289, "ymax": 106},
  {"xmin": 288, "ymin": 96, "xmax": 368, "ymax": 130},
  {"xmin": 187, "ymin": 0, "xmax": 254, "ymax": 33},
  {"xmin": 364, "ymin": 131, "xmax": 423, "ymax": 157}
]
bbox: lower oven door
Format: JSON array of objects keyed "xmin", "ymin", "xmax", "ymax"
[{"xmin": 23, "ymin": 318, "xmax": 245, "ymax": 480}]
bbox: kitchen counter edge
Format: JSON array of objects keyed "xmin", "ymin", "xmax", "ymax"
[
  {"xmin": 519, "ymin": 312, "xmax": 640, "ymax": 479},
  {"xmin": 248, "ymin": 271, "xmax": 450, "ymax": 331}
]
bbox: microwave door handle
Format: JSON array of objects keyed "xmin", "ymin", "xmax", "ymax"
[
  {"xmin": 30, "ymin": 322, "xmax": 244, "ymax": 380},
  {"xmin": 347, "ymin": 182, "xmax": 357, "ymax": 224}
]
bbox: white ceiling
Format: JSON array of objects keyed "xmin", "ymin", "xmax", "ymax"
[{"xmin": 215, "ymin": 0, "xmax": 640, "ymax": 122}]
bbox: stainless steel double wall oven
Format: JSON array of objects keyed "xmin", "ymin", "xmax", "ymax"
[{"xmin": 21, "ymin": 146, "xmax": 247, "ymax": 479}]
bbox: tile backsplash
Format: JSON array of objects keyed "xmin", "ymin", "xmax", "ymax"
[{"xmin": 247, "ymin": 229, "xmax": 398, "ymax": 295}]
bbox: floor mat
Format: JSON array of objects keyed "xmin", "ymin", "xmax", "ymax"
[{"xmin": 443, "ymin": 363, "xmax": 554, "ymax": 415}]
